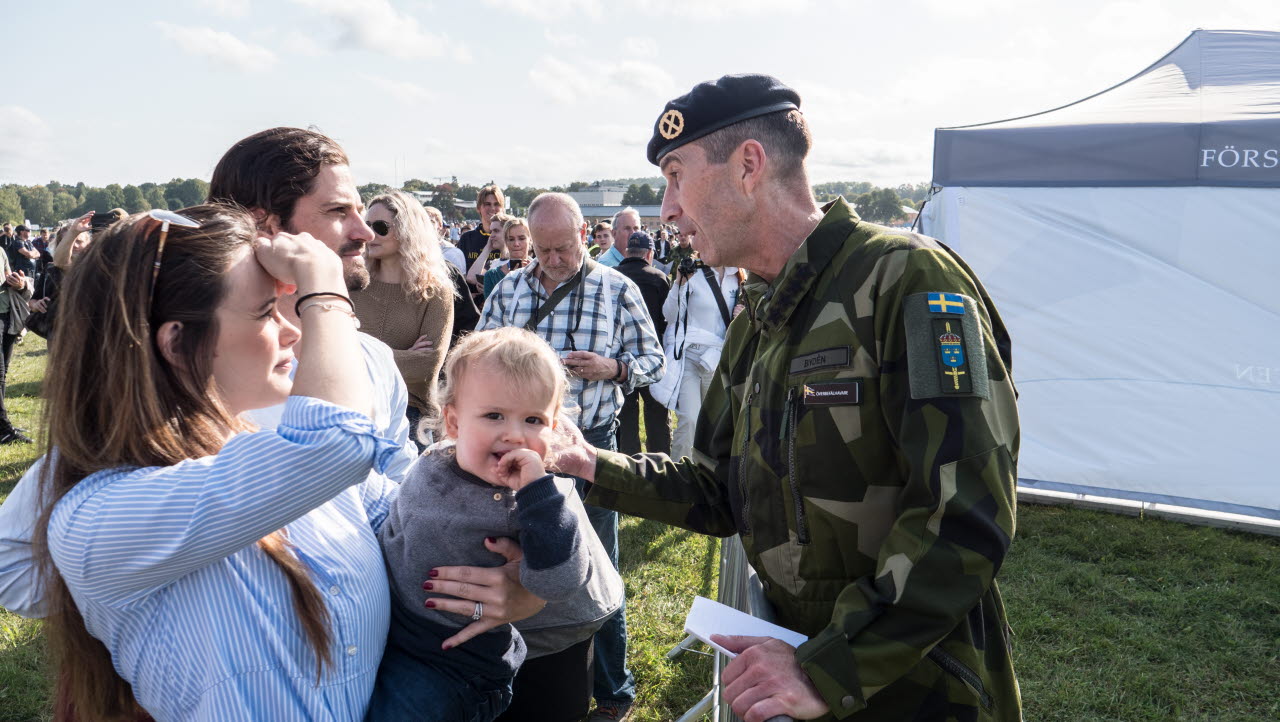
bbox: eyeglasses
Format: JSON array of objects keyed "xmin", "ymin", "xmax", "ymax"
[
  {"xmin": 147, "ymin": 209, "xmax": 201, "ymax": 308},
  {"xmin": 369, "ymin": 220, "xmax": 390, "ymax": 237}
]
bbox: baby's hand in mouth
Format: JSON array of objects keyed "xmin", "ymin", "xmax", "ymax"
[{"xmin": 494, "ymin": 449, "xmax": 547, "ymax": 490}]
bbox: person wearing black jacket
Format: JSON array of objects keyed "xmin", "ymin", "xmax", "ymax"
[
  {"xmin": 447, "ymin": 263, "xmax": 480, "ymax": 345},
  {"xmin": 613, "ymin": 231, "xmax": 671, "ymax": 456},
  {"xmin": 456, "ymin": 184, "xmax": 506, "ymax": 304}
]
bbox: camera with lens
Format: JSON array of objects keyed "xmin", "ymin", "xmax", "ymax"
[{"xmin": 677, "ymin": 256, "xmax": 704, "ymax": 278}]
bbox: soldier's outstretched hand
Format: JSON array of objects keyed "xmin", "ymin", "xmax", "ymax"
[
  {"xmin": 546, "ymin": 412, "xmax": 597, "ymax": 481},
  {"xmin": 715, "ymin": 635, "xmax": 830, "ymax": 722}
]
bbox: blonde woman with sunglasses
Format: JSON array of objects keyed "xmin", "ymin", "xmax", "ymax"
[{"xmin": 354, "ymin": 190, "xmax": 465, "ymax": 449}]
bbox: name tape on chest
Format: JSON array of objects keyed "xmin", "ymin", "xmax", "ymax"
[
  {"xmin": 788, "ymin": 346, "xmax": 851, "ymax": 375},
  {"xmin": 904, "ymin": 292, "xmax": 990, "ymax": 400},
  {"xmin": 801, "ymin": 380, "xmax": 862, "ymax": 406}
]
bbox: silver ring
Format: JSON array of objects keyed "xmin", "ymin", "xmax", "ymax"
[{"xmin": 471, "ymin": 602, "xmax": 483, "ymax": 621}]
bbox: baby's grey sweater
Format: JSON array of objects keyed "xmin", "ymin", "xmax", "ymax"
[{"xmin": 380, "ymin": 444, "xmax": 622, "ymax": 655}]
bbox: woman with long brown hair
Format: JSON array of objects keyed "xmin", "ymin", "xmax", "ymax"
[{"xmin": 33, "ymin": 204, "xmax": 399, "ymax": 721}]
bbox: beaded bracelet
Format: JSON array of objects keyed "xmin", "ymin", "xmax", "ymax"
[{"xmin": 297, "ymin": 298, "xmax": 361, "ymax": 329}]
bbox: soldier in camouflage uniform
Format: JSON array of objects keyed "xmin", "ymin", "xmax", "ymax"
[
  {"xmin": 664, "ymin": 235, "xmax": 696, "ymax": 279},
  {"xmin": 553, "ymin": 74, "xmax": 1021, "ymax": 721}
]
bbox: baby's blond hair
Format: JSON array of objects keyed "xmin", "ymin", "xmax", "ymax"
[{"xmin": 433, "ymin": 328, "xmax": 569, "ymax": 437}]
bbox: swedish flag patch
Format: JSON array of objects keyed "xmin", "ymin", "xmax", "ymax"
[
  {"xmin": 927, "ymin": 292, "xmax": 966, "ymax": 314},
  {"xmin": 904, "ymin": 292, "xmax": 989, "ymax": 399}
]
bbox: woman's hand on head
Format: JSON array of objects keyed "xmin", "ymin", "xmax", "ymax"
[
  {"xmin": 427, "ymin": 537, "xmax": 547, "ymax": 650},
  {"xmin": 494, "ymin": 449, "xmax": 546, "ymax": 490},
  {"xmin": 252, "ymin": 231, "xmax": 343, "ymax": 291}
]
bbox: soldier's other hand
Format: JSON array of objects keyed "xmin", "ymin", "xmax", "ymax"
[
  {"xmin": 561, "ymin": 350, "xmax": 614, "ymax": 381},
  {"xmin": 715, "ymin": 635, "xmax": 830, "ymax": 722},
  {"xmin": 546, "ymin": 412, "xmax": 597, "ymax": 481}
]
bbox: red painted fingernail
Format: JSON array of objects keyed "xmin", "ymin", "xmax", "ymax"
[
  {"xmin": 429, "ymin": 569, "xmax": 438, "ymax": 578},
  {"xmin": 423, "ymin": 582, "xmax": 434, "ymax": 590},
  {"xmin": 486, "ymin": 537, "xmax": 496, "ymax": 543},
  {"xmin": 442, "ymin": 643, "xmax": 452, "ymax": 651},
  {"xmin": 425, "ymin": 600, "xmax": 436, "ymax": 608}
]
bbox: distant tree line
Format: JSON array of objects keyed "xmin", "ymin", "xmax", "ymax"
[
  {"xmin": 0, "ymin": 179, "xmax": 211, "ymax": 228},
  {"xmin": 0, "ymin": 176, "xmax": 931, "ymax": 227},
  {"xmin": 812, "ymin": 181, "xmax": 932, "ymax": 224}
]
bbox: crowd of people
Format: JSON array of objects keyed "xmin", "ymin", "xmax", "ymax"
[{"xmin": 0, "ymin": 73, "xmax": 1021, "ymax": 722}]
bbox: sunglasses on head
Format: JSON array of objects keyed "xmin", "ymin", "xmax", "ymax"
[
  {"xmin": 147, "ymin": 209, "xmax": 201, "ymax": 309},
  {"xmin": 369, "ymin": 220, "xmax": 391, "ymax": 237}
]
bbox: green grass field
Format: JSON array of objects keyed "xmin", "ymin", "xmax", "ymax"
[{"xmin": 1, "ymin": 337, "xmax": 1277, "ymax": 721}]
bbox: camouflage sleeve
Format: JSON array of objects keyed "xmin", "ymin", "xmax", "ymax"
[
  {"xmin": 796, "ymin": 245, "xmax": 1019, "ymax": 714},
  {"xmin": 587, "ymin": 349, "xmax": 740, "ymax": 537}
]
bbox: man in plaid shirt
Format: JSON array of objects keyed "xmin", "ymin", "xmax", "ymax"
[{"xmin": 478, "ymin": 192, "xmax": 663, "ymax": 720}]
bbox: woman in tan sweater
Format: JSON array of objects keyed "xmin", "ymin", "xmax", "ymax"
[{"xmin": 354, "ymin": 190, "xmax": 457, "ymax": 449}]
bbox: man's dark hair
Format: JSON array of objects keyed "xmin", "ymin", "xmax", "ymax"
[
  {"xmin": 209, "ymin": 127, "xmax": 349, "ymax": 227},
  {"xmin": 700, "ymin": 109, "xmax": 812, "ymax": 180}
]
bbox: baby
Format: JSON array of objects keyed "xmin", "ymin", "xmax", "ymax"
[{"xmin": 366, "ymin": 327, "xmax": 623, "ymax": 721}]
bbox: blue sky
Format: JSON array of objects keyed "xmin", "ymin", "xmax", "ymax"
[{"xmin": 3, "ymin": 0, "xmax": 1272, "ymax": 189}]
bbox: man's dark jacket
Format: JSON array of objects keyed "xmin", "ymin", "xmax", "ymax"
[{"xmin": 615, "ymin": 257, "xmax": 670, "ymax": 338}]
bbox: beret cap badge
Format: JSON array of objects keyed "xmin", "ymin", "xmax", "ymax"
[
  {"xmin": 646, "ymin": 73, "xmax": 801, "ymax": 165},
  {"xmin": 658, "ymin": 109, "xmax": 685, "ymax": 140}
]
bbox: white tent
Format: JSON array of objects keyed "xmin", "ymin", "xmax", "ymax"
[{"xmin": 920, "ymin": 29, "xmax": 1280, "ymax": 527}]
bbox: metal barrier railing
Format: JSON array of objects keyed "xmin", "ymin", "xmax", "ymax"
[{"xmin": 670, "ymin": 536, "xmax": 793, "ymax": 722}]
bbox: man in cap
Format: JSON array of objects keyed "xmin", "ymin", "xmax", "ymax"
[
  {"xmin": 614, "ymin": 231, "xmax": 672, "ymax": 457},
  {"xmin": 553, "ymin": 74, "xmax": 1021, "ymax": 721}
]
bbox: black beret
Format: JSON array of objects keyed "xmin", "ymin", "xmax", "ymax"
[
  {"xmin": 646, "ymin": 74, "xmax": 801, "ymax": 165},
  {"xmin": 626, "ymin": 231, "xmax": 654, "ymax": 250}
]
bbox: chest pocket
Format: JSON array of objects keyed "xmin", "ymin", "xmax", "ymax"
[{"xmin": 780, "ymin": 379, "xmax": 864, "ymax": 544}]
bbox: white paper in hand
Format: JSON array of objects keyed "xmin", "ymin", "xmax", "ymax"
[{"xmin": 683, "ymin": 596, "xmax": 808, "ymax": 658}]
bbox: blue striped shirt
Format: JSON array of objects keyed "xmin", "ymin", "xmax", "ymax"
[
  {"xmin": 47, "ymin": 395, "xmax": 405, "ymax": 722},
  {"xmin": 1, "ymin": 334, "xmax": 417, "ymax": 621}
]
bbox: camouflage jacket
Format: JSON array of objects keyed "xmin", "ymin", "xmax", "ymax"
[
  {"xmin": 664, "ymin": 243, "xmax": 696, "ymax": 278},
  {"xmin": 589, "ymin": 198, "xmax": 1021, "ymax": 720}
]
